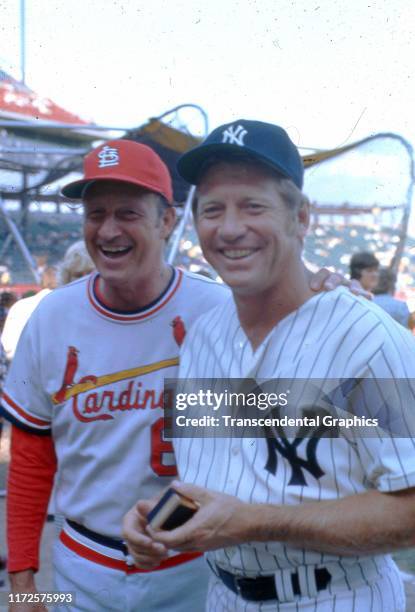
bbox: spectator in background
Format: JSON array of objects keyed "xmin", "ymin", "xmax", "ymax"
[
  {"xmin": 1, "ymin": 267, "xmax": 57, "ymax": 360},
  {"xmin": 0, "ymin": 265, "xmax": 10, "ymax": 285},
  {"xmin": 0, "ymin": 305, "xmax": 6, "ymax": 336},
  {"xmin": 0, "ymin": 291, "xmax": 18, "ymax": 334},
  {"xmin": 0, "ymin": 292, "xmax": 18, "ymax": 313},
  {"xmin": 57, "ymin": 240, "xmax": 95, "ymax": 286},
  {"xmin": 373, "ymin": 267, "xmax": 411, "ymax": 328},
  {"xmin": 349, "ymin": 251, "xmax": 380, "ymax": 292},
  {"xmin": 35, "ymin": 254, "xmax": 48, "ymax": 279}
]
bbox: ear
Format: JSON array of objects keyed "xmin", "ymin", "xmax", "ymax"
[
  {"xmin": 160, "ymin": 206, "xmax": 177, "ymax": 240},
  {"xmin": 297, "ymin": 197, "xmax": 310, "ymax": 240}
]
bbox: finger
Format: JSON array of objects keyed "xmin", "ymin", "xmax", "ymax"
[
  {"xmin": 122, "ymin": 499, "xmax": 159, "ymax": 541},
  {"xmin": 130, "ymin": 554, "xmax": 166, "ymax": 570},
  {"xmin": 127, "ymin": 539, "xmax": 168, "ymax": 559},
  {"xmin": 122, "ymin": 506, "xmax": 142, "ymax": 541},
  {"xmin": 147, "ymin": 516, "xmax": 199, "ymax": 550},
  {"xmin": 129, "ymin": 549, "xmax": 167, "ymax": 569},
  {"xmin": 125, "ymin": 532, "xmax": 161, "ymax": 552},
  {"xmin": 309, "ymin": 268, "xmax": 330, "ymax": 291},
  {"xmin": 136, "ymin": 499, "xmax": 155, "ymax": 515},
  {"xmin": 322, "ymin": 272, "xmax": 344, "ymax": 290},
  {"xmin": 123, "ymin": 516, "xmax": 156, "ymax": 550},
  {"xmin": 349, "ymin": 279, "xmax": 372, "ymax": 299},
  {"xmin": 126, "ymin": 534, "xmax": 168, "ymax": 555}
]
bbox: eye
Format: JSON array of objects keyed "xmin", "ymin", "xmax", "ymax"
[
  {"xmin": 85, "ymin": 209, "xmax": 104, "ymax": 220},
  {"xmin": 118, "ymin": 209, "xmax": 142, "ymax": 220},
  {"xmin": 246, "ymin": 202, "xmax": 265, "ymax": 213},
  {"xmin": 200, "ymin": 204, "xmax": 223, "ymax": 218}
]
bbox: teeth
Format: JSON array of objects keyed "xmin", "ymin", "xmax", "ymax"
[
  {"xmin": 223, "ymin": 249, "xmax": 255, "ymax": 259},
  {"xmin": 101, "ymin": 246, "xmax": 130, "ymax": 253}
]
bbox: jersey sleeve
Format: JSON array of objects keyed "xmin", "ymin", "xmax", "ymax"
[
  {"xmin": 356, "ymin": 326, "xmax": 415, "ymax": 492},
  {"xmin": 0, "ymin": 309, "xmax": 52, "ymax": 435},
  {"xmin": 7, "ymin": 425, "xmax": 57, "ymax": 573}
]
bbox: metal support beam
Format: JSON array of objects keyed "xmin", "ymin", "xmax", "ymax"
[
  {"xmin": 0, "ymin": 196, "xmax": 40, "ymax": 283},
  {"xmin": 167, "ymin": 187, "xmax": 195, "ymax": 265}
]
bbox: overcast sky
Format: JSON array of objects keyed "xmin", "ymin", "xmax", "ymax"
[
  {"xmin": 1, "ymin": 0, "xmax": 414, "ymax": 151},
  {"xmin": 1, "ymin": 0, "xmax": 415, "ymax": 238}
]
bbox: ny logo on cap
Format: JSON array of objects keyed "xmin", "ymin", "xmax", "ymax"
[
  {"xmin": 222, "ymin": 124, "xmax": 248, "ymax": 146},
  {"xmin": 97, "ymin": 145, "xmax": 119, "ymax": 168}
]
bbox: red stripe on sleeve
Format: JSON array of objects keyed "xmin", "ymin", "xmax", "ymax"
[
  {"xmin": 7, "ymin": 425, "xmax": 57, "ymax": 573},
  {"xmin": 2, "ymin": 392, "xmax": 51, "ymax": 428}
]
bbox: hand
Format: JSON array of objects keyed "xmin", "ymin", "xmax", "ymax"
[
  {"xmin": 122, "ymin": 498, "xmax": 169, "ymax": 570},
  {"xmin": 147, "ymin": 481, "xmax": 251, "ymax": 553},
  {"xmin": 9, "ymin": 600, "xmax": 48, "ymax": 612},
  {"xmin": 309, "ymin": 268, "xmax": 372, "ymax": 299},
  {"xmin": 8, "ymin": 570, "xmax": 47, "ymax": 612}
]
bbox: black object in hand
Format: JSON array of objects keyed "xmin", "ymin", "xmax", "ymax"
[{"xmin": 147, "ymin": 487, "xmax": 199, "ymax": 530}]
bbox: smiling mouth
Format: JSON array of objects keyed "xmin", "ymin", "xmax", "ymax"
[
  {"xmin": 220, "ymin": 249, "xmax": 258, "ymax": 260},
  {"xmin": 99, "ymin": 245, "xmax": 133, "ymax": 258}
]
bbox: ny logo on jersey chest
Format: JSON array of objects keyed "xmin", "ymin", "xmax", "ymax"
[{"xmin": 264, "ymin": 407, "xmax": 337, "ymax": 486}]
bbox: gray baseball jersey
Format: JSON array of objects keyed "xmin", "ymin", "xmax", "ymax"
[{"xmin": 2, "ymin": 268, "xmax": 229, "ymax": 537}]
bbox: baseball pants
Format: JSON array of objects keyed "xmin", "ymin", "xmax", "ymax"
[
  {"xmin": 53, "ymin": 537, "xmax": 209, "ymax": 611},
  {"xmin": 206, "ymin": 559, "xmax": 406, "ymax": 611}
]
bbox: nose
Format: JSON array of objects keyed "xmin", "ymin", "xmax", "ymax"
[
  {"xmin": 217, "ymin": 209, "xmax": 246, "ymax": 243},
  {"xmin": 97, "ymin": 214, "xmax": 122, "ymax": 241}
]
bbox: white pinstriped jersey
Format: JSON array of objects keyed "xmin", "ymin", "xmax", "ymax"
[
  {"xmin": 175, "ymin": 288, "xmax": 415, "ymax": 601},
  {"xmin": 1, "ymin": 268, "xmax": 228, "ymax": 538}
]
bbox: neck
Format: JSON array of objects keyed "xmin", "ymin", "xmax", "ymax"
[
  {"xmin": 235, "ymin": 263, "xmax": 313, "ymax": 351},
  {"xmin": 98, "ymin": 264, "xmax": 173, "ymax": 311}
]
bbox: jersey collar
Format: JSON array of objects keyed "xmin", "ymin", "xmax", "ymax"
[{"xmin": 87, "ymin": 268, "xmax": 183, "ymax": 322}]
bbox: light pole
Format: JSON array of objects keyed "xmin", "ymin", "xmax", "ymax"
[{"xmin": 20, "ymin": 0, "xmax": 26, "ymax": 84}]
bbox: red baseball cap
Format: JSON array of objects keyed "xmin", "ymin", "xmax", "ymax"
[{"xmin": 61, "ymin": 139, "xmax": 173, "ymax": 204}]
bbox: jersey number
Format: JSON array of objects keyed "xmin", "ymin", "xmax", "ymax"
[{"xmin": 151, "ymin": 418, "xmax": 177, "ymax": 477}]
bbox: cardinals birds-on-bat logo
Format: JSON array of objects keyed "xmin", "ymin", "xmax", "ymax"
[
  {"xmin": 55, "ymin": 346, "xmax": 79, "ymax": 403},
  {"xmin": 171, "ymin": 316, "xmax": 186, "ymax": 347}
]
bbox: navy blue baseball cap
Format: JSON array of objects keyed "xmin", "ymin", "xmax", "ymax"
[{"xmin": 177, "ymin": 119, "xmax": 304, "ymax": 189}]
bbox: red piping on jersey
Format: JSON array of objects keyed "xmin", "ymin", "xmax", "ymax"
[
  {"xmin": 2, "ymin": 392, "xmax": 50, "ymax": 428},
  {"xmin": 60, "ymin": 529, "xmax": 202, "ymax": 573},
  {"xmin": 87, "ymin": 269, "xmax": 183, "ymax": 322}
]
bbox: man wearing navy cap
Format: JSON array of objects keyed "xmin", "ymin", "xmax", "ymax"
[{"xmin": 124, "ymin": 120, "xmax": 415, "ymax": 611}]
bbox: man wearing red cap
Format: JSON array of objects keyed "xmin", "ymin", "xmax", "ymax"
[
  {"xmin": 1, "ymin": 137, "xmax": 363, "ymax": 611},
  {"xmin": 1, "ymin": 139, "xmax": 228, "ymax": 611}
]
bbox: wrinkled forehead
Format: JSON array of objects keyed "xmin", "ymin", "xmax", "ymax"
[
  {"xmin": 195, "ymin": 156, "xmax": 284, "ymax": 189},
  {"xmin": 82, "ymin": 180, "xmax": 159, "ymax": 211},
  {"xmin": 193, "ymin": 161, "xmax": 288, "ymax": 218}
]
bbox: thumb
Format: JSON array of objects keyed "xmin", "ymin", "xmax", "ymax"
[
  {"xmin": 172, "ymin": 480, "xmax": 212, "ymax": 504},
  {"xmin": 136, "ymin": 499, "xmax": 156, "ymax": 517}
]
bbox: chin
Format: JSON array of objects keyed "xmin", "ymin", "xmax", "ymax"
[
  {"xmin": 221, "ymin": 274, "xmax": 259, "ymax": 294},
  {"xmin": 98, "ymin": 269, "xmax": 129, "ymax": 286}
]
